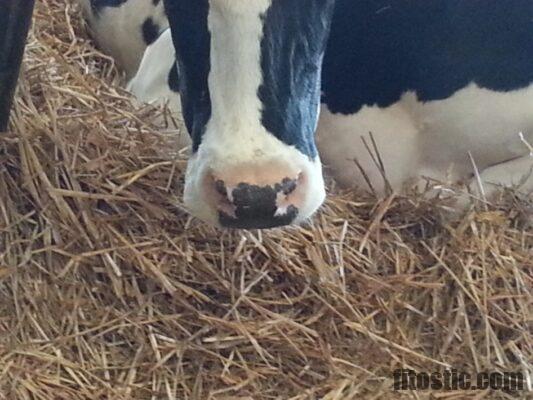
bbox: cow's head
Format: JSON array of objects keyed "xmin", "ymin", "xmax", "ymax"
[{"xmin": 164, "ymin": 0, "xmax": 336, "ymax": 229}]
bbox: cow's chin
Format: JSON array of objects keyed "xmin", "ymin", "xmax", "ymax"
[{"xmin": 182, "ymin": 148, "xmax": 326, "ymax": 230}]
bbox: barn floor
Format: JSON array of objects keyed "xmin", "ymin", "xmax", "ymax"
[{"xmin": 0, "ymin": 1, "xmax": 531, "ymax": 399}]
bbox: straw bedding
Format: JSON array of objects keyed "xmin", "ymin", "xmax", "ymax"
[{"xmin": 0, "ymin": 1, "xmax": 531, "ymax": 399}]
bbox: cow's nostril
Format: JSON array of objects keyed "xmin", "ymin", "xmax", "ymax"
[
  {"xmin": 277, "ymin": 177, "xmax": 298, "ymax": 196},
  {"xmin": 214, "ymin": 179, "xmax": 227, "ymax": 196}
]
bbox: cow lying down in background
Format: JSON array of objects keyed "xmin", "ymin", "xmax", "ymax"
[{"xmin": 80, "ymin": 0, "xmax": 533, "ymax": 229}]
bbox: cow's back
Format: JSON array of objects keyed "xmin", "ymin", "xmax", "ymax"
[{"xmin": 322, "ymin": 0, "xmax": 533, "ymax": 115}]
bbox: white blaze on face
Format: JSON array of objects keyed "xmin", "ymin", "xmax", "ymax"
[{"xmin": 183, "ymin": 0, "xmax": 326, "ymax": 227}]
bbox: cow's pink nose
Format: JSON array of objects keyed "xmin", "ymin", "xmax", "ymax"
[{"xmin": 204, "ymin": 168, "xmax": 305, "ymax": 229}]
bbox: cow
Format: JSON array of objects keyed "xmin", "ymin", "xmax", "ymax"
[
  {"xmin": 85, "ymin": 0, "xmax": 533, "ymax": 229},
  {"xmin": 79, "ymin": 0, "xmax": 186, "ymax": 141},
  {"xmin": 79, "ymin": 0, "xmax": 169, "ymax": 78}
]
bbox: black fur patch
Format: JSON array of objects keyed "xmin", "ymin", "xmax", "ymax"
[
  {"xmin": 141, "ymin": 17, "xmax": 160, "ymax": 45},
  {"xmin": 322, "ymin": 0, "xmax": 533, "ymax": 114},
  {"xmin": 168, "ymin": 62, "xmax": 180, "ymax": 93},
  {"xmin": 258, "ymin": 0, "xmax": 335, "ymax": 159},
  {"xmin": 164, "ymin": 0, "xmax": 211, "ymax": 152}
]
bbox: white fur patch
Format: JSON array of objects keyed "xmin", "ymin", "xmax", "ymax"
[{"xmin": 317, "ymin": 83, "xmax": 533, "ymax": 198}]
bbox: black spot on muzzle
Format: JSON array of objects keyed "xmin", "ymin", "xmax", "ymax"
[{"xmin": 219, "ymin": 182, "xmax": 298, "ymax": 229}]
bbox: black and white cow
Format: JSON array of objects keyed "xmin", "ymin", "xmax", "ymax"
[
  {"xmin": 79, "ymin": 0, "xmax": 169, "ymax": 78},
  {"xmin": 85, "ymin": 0, "xmax": 533, "ymax": 229}
]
